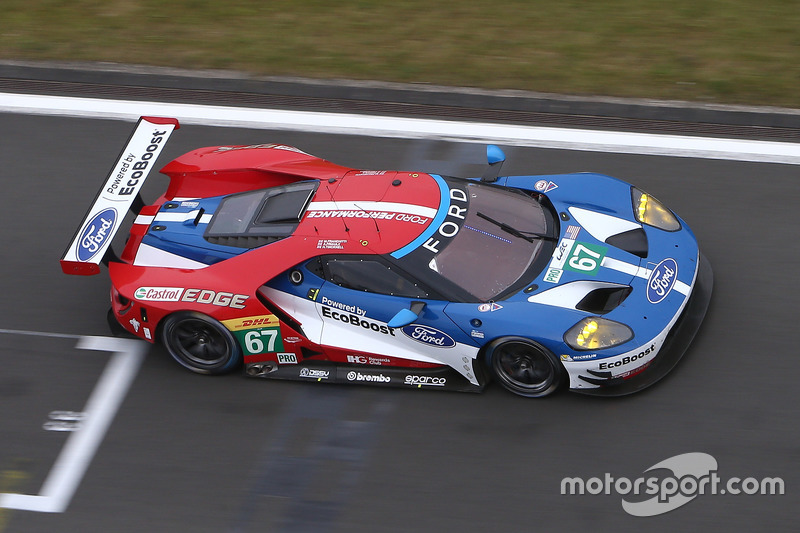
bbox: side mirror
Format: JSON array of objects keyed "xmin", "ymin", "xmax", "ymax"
[
  {"xmin": 387, "ymin": 301, "xmax": 427, "ymax": 328},
  {"xmin": 487, "ymin": 144, "xmax": 506, "ymax": 165},
  {"xmin": 482, "ymin": 145, "xmax": 506, "ymax": 182}
]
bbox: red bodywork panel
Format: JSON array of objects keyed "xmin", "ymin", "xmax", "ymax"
[
  {"xmin": 110, "ymin": 143, "xmax": 445, "ymax": 359},
  {"xmin": 160, "ymin": 144, "xmax": 352, "ymax": 199}
]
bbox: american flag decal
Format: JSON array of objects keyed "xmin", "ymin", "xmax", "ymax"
[{"xmin": 566, "ymin": 225, "xmax": 581, "ymax": 239}]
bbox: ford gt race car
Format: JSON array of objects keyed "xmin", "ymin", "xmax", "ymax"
[{"xmin": 61, "ymin": 117, "xmax": 712, "ymax": 397}]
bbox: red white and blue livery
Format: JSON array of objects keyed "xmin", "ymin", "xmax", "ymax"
[{"xmin": 61, "ymin": 117, "xmax": 713, "ymax": 397}]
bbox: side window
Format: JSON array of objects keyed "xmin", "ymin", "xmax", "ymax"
[{"xmin": 322, "ymin": 257, "xmax": 429, "ymax": 298}]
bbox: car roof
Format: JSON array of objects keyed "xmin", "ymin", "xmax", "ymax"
[
  {"xmin": 293, "ymin": 169, "xmax": 444, "ymax": 256},
  {"xmin": 145, "ymin": 144, "xmax": 451, "ymax": 270}
]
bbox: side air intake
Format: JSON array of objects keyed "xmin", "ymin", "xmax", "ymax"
[
  {"xmin": 576, "ymin": 286, "xmax": 632, "ymax": 314},
  {"xmin": 606, "ymin": 228, "xmax": 648, "ymax": 258}
]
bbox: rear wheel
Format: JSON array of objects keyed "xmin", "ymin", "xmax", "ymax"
[
  {"xmin": 486, "ymin": 338, "xmax": 565, "ymax": 397},
  {"xmin": 160, "ymin": 312, "xmax": 241, "ymax": 375}
]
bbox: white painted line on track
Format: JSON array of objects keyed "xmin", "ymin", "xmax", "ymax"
[
  {"xmin": 1, "ymin": 92, "xmax": 799, "ymax": 165},
  {"xmin": 0, "ymin": 335, "xmax": 146, "ymax": 513},
  {"xmin": 0, "ymin": 328, "xmax": 82, "ymax": 339}
]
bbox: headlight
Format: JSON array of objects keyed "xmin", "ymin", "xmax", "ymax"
[
  {"xmin": 631, "ymin": 187, "xmax": 680, "ymax": 231},
  {"xmin": 565, "ymin": 317, "xmax": 633, "ymax": 351}
]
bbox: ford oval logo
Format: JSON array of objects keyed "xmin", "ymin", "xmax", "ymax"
[
  {"xmin": 77, "ymin": 208, "xmax": 117, "ymax": 262},
  {"xmin": 647, "ymin": 258, "xmax": 678, "ymax": 304},
  {"xmin": 401, "ymin": 325, "xmax": 456, "ymax": 348}
]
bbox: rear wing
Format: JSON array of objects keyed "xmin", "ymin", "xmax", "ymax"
[{"xmin": 60, "ymin": 116, "xmax": 180, "ymax": 275}]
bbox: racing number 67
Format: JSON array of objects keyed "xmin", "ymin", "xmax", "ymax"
[
  {"xmin": 568, "ymin": 243, "xmax": 602, "ymax": 271},
  {"xmin": 245, "ymin": 329, "xmax": 278, "ymax": 353}
]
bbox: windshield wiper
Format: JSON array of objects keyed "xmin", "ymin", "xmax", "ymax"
[{"xmin": 476, "ymin": 212, "xmax": 556, "ymax": 242}]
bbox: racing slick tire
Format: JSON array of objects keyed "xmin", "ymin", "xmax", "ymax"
[
  {"xmin": 485, "ymin": 337, "xmax": 565, "ymax": 398},
  {"xmin": 160, "ymin": 312, "xmax": 242, "ymax": 375}
]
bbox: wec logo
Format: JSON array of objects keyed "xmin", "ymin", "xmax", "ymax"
[{"xmin": 77, "ymin": 208, "xmax": 117, "ymax": 261}]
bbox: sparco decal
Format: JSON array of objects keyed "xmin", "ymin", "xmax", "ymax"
[
  {"xmin": 346, "ymin": 371, "xmax": 391, "ymax": 383},
  {"xmin": 598, "ymin": 344, "xmax": 656, "ymax": 370},
  {"xmin": 647, "ymin": 258, "xmax": 678, "ymax": 304},
  {"xmin": 321, "ymin": 306, "xmax": 395, "ymax": 335},
  {"xmin": 77, "ymin": 208, "xmax": 117, "ymax": 261},
  {"xmin": 404, "ymin": 375, "xmax": 447, "ymax": 387},
  {"xmin": 401, "ymin": 325, "xmax": 456, "ymax": 348}
]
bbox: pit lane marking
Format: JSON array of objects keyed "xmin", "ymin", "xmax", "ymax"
[
  {"xmin": 0, "ymin": 333, "xmax": 146, "ymax": 514},
  {"xmin": 1, "ymin": 92, "xmax": 799, "ymax": 165}
]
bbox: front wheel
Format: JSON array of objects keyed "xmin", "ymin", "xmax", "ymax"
[
  {"xmin": 486, "ymin": 338, "xmax": 565, "ymax": 397},
  {"xmin": 160, "ymin": 312, "xmax": 242, "ymax": 375}
]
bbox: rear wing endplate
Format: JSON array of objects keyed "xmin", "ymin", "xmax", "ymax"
[{"xmin": 60, "ymin": 117, "xmax": 180, "ymax": 275}]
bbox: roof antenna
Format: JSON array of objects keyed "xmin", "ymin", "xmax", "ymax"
[
  {"xmin": 325, "ymin": 184, "xmax": 349, "ymax": 233},
  {"xmin": 354, "ymin": 203, "xmax": 380, "ymax": 235}
]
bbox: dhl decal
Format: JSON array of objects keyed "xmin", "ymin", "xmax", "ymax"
[{"xmin": 222, "ymin": 314, "xmax": 280, "ymax": 331}]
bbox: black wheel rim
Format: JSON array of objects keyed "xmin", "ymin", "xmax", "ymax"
[
  {"xmin": 171, "ymin": 318, "xmax": 230, "ymax": 368},
  {"xmin": 494, "ymin": 341, "xmax": 555, "ymax": 393}
]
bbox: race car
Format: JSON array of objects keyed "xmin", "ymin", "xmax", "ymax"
[{"xmin": 61, "ymin": 116, "xmax": 712, "ymax": 397}]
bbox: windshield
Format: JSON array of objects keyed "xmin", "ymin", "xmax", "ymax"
[{"xmin": 397, "ymin": 178, "xmax": 552, "ymax": 301}]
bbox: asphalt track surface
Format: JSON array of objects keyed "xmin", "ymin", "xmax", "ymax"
[{"xmin": 1, "ymin": 84, "xmax": 798, "ymax": 532}]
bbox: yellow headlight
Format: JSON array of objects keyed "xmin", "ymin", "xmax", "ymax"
[
  {"xmin": 576, "ymin": 320, "xmax": 599, "ymax": 347},
  {"xmin": 566, "ymin": 317, "xmax": 633, "ymax": 351},
  {"xmin": 637, "ymin": 193, "xmax": 649, "ymax": 221},
  {"xmin": 632, "ymin": 187, "xmax": 681, "ymax": 231}
]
